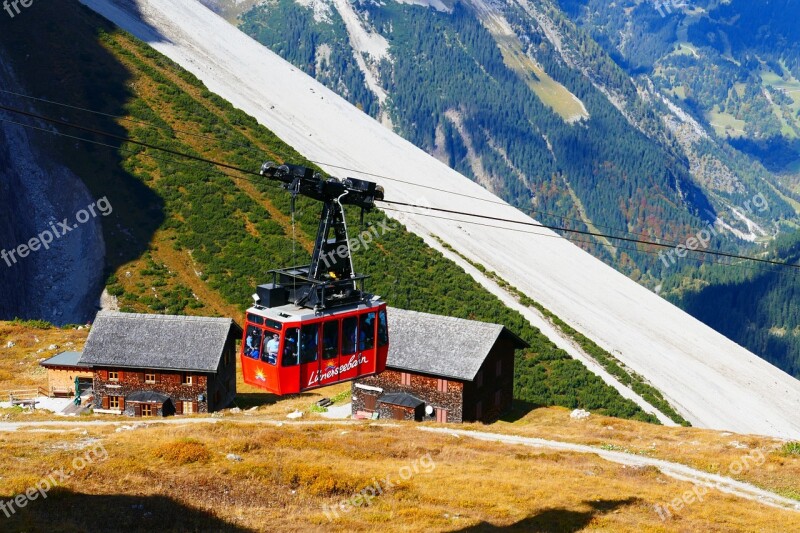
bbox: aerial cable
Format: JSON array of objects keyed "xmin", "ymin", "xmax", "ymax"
[
  {"xmin": 377, "ymin": 200, "xmax": 800, "ymax": 271},
  {"xmin": 2, "ymin": 105, "xmax": 798, "ymax": 273},
  {"xmin": 0, "ymin": 103, "xmax": 264, "ymax": 177},
  {"xmin": 0, "ymin": 93, "xmax": 755, "ymax": 244},
  {"xmin": 380, "ymin": 207, "xmax": 795, "ymax": 278},
  {"xmin": 0, "ymin": 90, "xmax": 509, "ymax": 206}
]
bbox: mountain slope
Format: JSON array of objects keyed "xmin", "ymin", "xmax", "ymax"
[
  {"xmin": 662, "ymin": 231, "xmax": 800, "ymax": 378},
  {"xmin": 233, "ymin": 0, "xmax": 800, "ymax": 276},
  {"xmin": 557, "ymin": 0, "xmax": 800, "ymax": 376},
  {"xmin": 230, "ymin": 0, "xmax": 800, "ymax": 379},
  {"xmin": 78, "ymin": 0, "xmax": 800, "ymax": 438},
  {"xmin": 0, "ymin": 0, "xmax": 658, "ymax": 422}
]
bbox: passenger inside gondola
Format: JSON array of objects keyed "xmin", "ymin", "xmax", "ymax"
[
  {"xmin": 264, "ymin": 333, "xmax": 280, "ymax": 365},
  {"xmin": 300, "ymin": 325, "xmax": 319, "ymax": 363},
  {"xmin": 245, "ymin": 325, "xmax": 263, "ymax": 360},
  {"xmin": 378, "ymin": 310, "xmax": 388, "ymax": 346},
  {"xmin": 322, "ymin": 321, "xmax": 338, "ymax": 360},
  {"xmin": 342, "ymin": 316, "xmax": 357, "ymax": 354},
  {"xmin": 283, "ymin": 329, "xmax": 299, "ymax": 366},
  {"xmin": 359, "ymin": 313, "xmax": 375, "ymax": 350}
]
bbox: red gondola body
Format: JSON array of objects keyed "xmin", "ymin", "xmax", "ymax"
[{"xmin": 241, "ymin": 302, "xmax": 388, "ymax": 394}]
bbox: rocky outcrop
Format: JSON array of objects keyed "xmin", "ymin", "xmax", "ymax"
[{"xmin": 0, "ymin": 57, "xmax": 105, "ymax": 324}]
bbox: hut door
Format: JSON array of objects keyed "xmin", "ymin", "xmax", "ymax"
[
  {"xmin": 392, "ymin": 406, "xmax": 405, "ymax": 420},
  {"xmin": 364, "ymin": 394, "xmax": 377, "ymax": 411}
]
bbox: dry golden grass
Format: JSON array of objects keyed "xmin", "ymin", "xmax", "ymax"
[
  {"xmin": 153, "ymin": 439, "xmax": 212, "ymax": 465},
  {"xmin": 0, "ymin": 322, "xmax": 88, "ymax": 391},
  {"xmin": 2, "ymin": 321, "xmax": 798, "ymax": 531},
  {"xmin": 0, "ymin": 420, "xmax": 798, "ymax": 532},
  {"xmin": 472, "ymin": 405, "xmax": 800, "ymax": 501}
]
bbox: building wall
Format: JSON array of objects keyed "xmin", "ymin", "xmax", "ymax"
[
  {"xmin": 352, "ymin": 336, "xmax": 518, "ymax": 424},
  {"xmin": 45, "ymin": 367, "xmax": 93, "ymax": 396},
  {"xmin": 207, "ymin": 335, "xmax": 238, "ymax": 412},
  {"xmin": 93, "ymin": 369, "xmax": 210, "ymax": 416},
  {"xmin": 375, "ymin": 402, "xmax": 423, "ymax": 421},
  {"xmin": 353, "ymin": 369, "xmax": 465, "ymax": 423},
  {"xmin": 462, "ymin": 338, "xmax": 516, "ymax": 423}
]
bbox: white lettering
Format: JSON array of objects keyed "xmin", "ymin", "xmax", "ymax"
[{"xmin": 307, "ymin": 353, "xmax": 369, "ymax": 387}]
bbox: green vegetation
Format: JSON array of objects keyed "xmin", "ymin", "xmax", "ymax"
[
  {"xmin": 781, "ymin": 442, "xmax": 800, "ymax": 457},
  {"xmin": 236, "ymin": 0, "xmax": 800, "ymax": 382},
  {"xmin": 435, "ymin": 237, "xmax": 686, "ymax": 425},
  {"xmin": 239, "ymin": 0, "xmax": 380, "ymax": 117},
  {"xmin": 565, "ymin": 0, "xmax": 800, "ymax": 147},
  {"xmin": 662, "ymin": 230, "xmax": 800, "ymax": 378},
  {"xmin": 9, "ymin": 318, "xmax": 53, "ymax": 330},
  {"xmin": 239, "ymin": 0, "xmax": 723, "ymax": 282},
  {"xmin": 329, "ymin": 389, "xmax": 351, "ymax": 404}
]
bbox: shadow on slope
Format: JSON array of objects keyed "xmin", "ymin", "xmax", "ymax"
[
  {"xmin": 677, "ymin": 267, "xmax": 800, "ymax": 378},
  {"xmin": 497, "ymin": 399, "xmax": 541, "ymax": 423},
  {"xmin": 454, "ymin": 498, "xmax": 640, "ymax": 532},
  {"xmin": 0, "ymin": 0, "xmax": 165, "ymax": 322},
  {"xmin": 1, "ymin": 490, "xmax": 252, "ymax": 532},
  {"xmin": 670, "ymin": 230, "xmax": 800, "ymax": 378}
]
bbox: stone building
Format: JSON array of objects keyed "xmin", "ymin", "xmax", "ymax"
[
  {"xmin": 352, "ymin": 308, "xmax": 528, "ymax": 423},
  {"xmin": 80, "ymin": 312, "xmax": 240, "ymax": 416}
]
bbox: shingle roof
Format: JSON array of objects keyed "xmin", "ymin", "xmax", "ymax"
[
  {"xmin": 387, "ymin": 307, "xmax": 528, "ymax": 381},
  {"xmin": 79, "ymin": 312, "xmax": 242, "ymax": 372},
  {"xmin": 378, "ymin": 392, "xmax": 425, "ymax": 409},
  {"xmin": 127, "ymin": 391, "xmax": 170, "ymax": 403},
  {"xmin": 40, "ymin": 351, "xmax": 87, "ymax": 368}
]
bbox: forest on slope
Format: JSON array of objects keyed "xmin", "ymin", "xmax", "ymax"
[
  {"xmin": 0, "ymin": 0, "xmax": 661, "ymax": 421},
  {"xmin": 560, "ymin": 0, "xmax": 800, "ymax": 166},
  {"xmin": 559, "ymin": 0, "xmax": 800, "ymax": 377},
  {"xmin": 239, "ymin": 0, "xmax": 764, "ymax": 282},
  {"xmin": 661, "ymin": 231, "xmax": 800, "ymax": 378},
  {"xmin": 233, "ymin": 0, "xmax": 800, "ymax": 380}
]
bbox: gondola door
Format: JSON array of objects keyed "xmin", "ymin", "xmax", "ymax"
[
  {"xmin": 337, "ymin": 314, "xmax": 361, "ymax": 383},
  {"xmin": 317, "ymin": 319, "xmax": 344, "ymax": 389},
  {"xmin": 299, "ymin": 322, "xmax": 321, "ymax": 392}
]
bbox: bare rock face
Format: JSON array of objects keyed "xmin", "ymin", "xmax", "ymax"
[{"xmin": 0, "ymin": 58, "xmax": 105, "ymax": 325}]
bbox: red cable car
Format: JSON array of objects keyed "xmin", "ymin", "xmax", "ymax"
[
  {"xmin": 241, "ymin": 301, "xmax": 388, "ymax": 394},
  {"xmin": 240, "ymin": 162, "xmax": 389, "ymax": 395}
]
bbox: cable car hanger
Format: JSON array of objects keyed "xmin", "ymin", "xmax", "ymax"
[{"xmin": 255, "ymin": 161, "xmax": 385, "ymax": 312}]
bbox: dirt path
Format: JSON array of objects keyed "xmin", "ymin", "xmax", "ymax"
[{"xmin": 420, "ymin": 427, "xmax": 800, "ymax": 514}]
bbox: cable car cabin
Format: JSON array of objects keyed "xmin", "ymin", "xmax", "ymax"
[
  {"xmin": 240, "ymin": 301, "xmax": 389, "ymax": 395},
  {"xmin": 241, "ymin": 161, "xmax": 389, "ymax": 395}
]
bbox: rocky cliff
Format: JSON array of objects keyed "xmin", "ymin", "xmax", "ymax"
[{"xmin": 0, "ymin": 57, "xmax": 105, "ymax": 324}]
